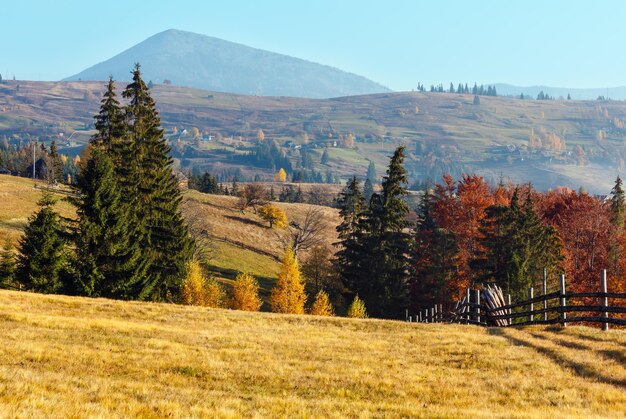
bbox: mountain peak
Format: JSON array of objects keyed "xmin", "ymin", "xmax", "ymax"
[{"xmin": 64, "ymin": 30, "xmax": 390, "ymax": 98}]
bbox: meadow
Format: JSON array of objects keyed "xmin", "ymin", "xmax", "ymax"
[{"xmin": 0, "ymin": 290, "xmax": 625, "ymax": 417}]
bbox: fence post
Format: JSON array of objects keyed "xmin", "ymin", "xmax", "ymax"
[
  {"xmin": 424, "ymin": 309, "xmax": 428, "ymax": 323},
  {"xmin": 466, "ymin": 288, "xmax": 472, "ymax": 324},
  {"xmin": 418, "ymin": 311, "xmax": 422, "ymax": 323},
  {"xmin": 543, "ymin": 268, "xmax": 548, "ymax": 322},
  {"xmin": 405, "ymin": 309, "xmax": 408, "ymax": 322},
  {"xmin": 507, "ymin": 294, "xmax": 512, "ymax": 326},
  {"xmin": 434, "ymin": 305, "xmax": 438, "ymax": 323},
  {"xmin": 431, "ymin": 307, "xmax": 435, "ymax": 323},
  {"xmin": 528, "ymin": 287, "xmax": 534, "ymax": 323},
  {"xmin": 602, "ymin": 269, "xmax": 609, "ymax": 331},
  {"xmin": 560, "ymin": 274, "xmax": 567, "ymax": 327},
  {"xmin": 475, "ymin": 289, "xmax": 481, "ymax": 324},
  {"xmin": 439, "ymin": 304, "xmax": 443, "ymax": 322}
]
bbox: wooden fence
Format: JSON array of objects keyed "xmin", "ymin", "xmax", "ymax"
[{"xmin": 408, "ymin": 269, "xmax": 626, "ymax": 330}]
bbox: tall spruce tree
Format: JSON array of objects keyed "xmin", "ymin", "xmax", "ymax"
[
  {"xmin": 93, "ymin": 77, "xmax": 127, "ymax": 158},
  {"xmin": 48, "ymin": 140, "xmax": 63, "ymax": 183},
  {"xmin": 358, "ymin": 146, "xmax": 411, "ymax": 318},
  {"xmin": 16, "ymin": 192, "xmax": 69, "ymax": 293},
  {"xmin": 366, "ymin": 160, "xmax": 376, "ymax": 183},
  {"xmin": 609, "ymin": 176, "xmax": 625, "ymax": 275},
  {"xmin": 122, "ymin": 64, "xmax": 193, "ymax": 301},
  {"xmin": 76, "ymin": 148, "xmax": 148, "ymax": 298},
  {"xmin": 335, "ymin": 176, "xmax": 366, "ymax": 296}
]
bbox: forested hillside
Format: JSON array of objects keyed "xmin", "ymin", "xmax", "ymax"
[{"xmin": 3, "ymin": 80, "xmax": 626, "ymax": 192}]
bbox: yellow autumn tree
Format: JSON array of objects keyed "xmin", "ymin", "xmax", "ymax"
[
  {"xmin": 181, "ymin": 260, "xmax": 208, "ymax": 306},
  {"xmin": 275, "ymin": 168, "xmax": 287, "ymax": 182},
  {"xmin": 257, "ymin": 129, "xmax": 265, "ymax": 142},
  {"xmin": 231, "ymin": 272, "xmax": 262, "ymax": 311},
  {"xmin": 205, "ymin": 279, "xmax": 225, "ymax": 308},
  {"xmin": 258, "ymin": 204, "xmax": 288, "ymax": 228},
  {"xmin": 347, "ymin": 296, "xmax": 367, "ymax": 318},
  {"xmin": 269, "ymin": 247, "xmax": 306, "ymax": 314},
  {"xmin": 309, "ymin": 290, "xmax": 334, "ymax": 316}
]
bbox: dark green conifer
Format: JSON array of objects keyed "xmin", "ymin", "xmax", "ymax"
[
  {"xmin": 357, "ymin": 147, "xmax": 411, "ymax": 318},
  {"xmin": 321, "ymin": 148, "xmax": 329, "ymax": 165},
  {"xmin": 0, "ymin": 241, "xmax": 17, "ymax": 287},
  {"xmin": 122, "ymin": 64, "xmax": 193, "ymax": 300},
  {"xmin": 76, "ymin": 148, "xmax": 148, "ymax": 298},
  {"xmin": 16, "ymin": 193, "xmax": 69, "ymax": 293},
  {"xmin": 335, "ymin": 176, "xmax": 366, "ymax": 296}
]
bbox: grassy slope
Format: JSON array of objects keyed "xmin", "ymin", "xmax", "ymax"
[
  {"xmin": 4, "ymin": 81, "xmax": 626, "ymax": 192},
  {"xmin": 0, "ymin": 290, "xmax": 625, "ymax": 417},
  {"xmin": 0, "ymin": 175, "xmax": 340, "ymax": 291}
]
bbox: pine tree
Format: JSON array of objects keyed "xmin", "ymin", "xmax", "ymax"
[
  {"xmin": 122, "ymin": 64, "xmax": 193, "ymax": 301},
  {"xmin": 16, "ymin": 193, "xmax": 69, "ymax": 293},
  {"xmin": 231, "ymin": 272, "xmax": 262, "ymax": 311},
  {"xmin": 75, "ymin": 148, "xmax": 147, "ymax": 298},
  {"xmin": 269, "ymin": 247, "xmax": 307, "ymax": 314}
]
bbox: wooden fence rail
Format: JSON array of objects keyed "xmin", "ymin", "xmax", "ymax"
[{"xmin": 409, "ymin": 269, "xmax": 626, "ymax": 331}]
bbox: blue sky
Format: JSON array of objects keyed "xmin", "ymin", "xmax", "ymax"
[{"xmin": 2, "ymin": 0, "xmax": 625, "ymax": 90}]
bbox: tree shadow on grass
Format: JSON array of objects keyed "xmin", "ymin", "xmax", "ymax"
[
  {"xmin": 488, "ymin": 328, "xmax": 626, "ymax": 390},
  {"xmin": 224, "ymin": 215, "xmax": 265, "ymax": 228}
]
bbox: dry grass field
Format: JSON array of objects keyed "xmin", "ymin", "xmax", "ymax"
[
  {"xmin": 0, "ymin": 175, "xmax": 340, "ymax": 290},
  {"xmin": 0, "ymin": 176, "xmax": 75, "ymax": 245},
  {"xmin": 0, "ymin": 290, "xmax": 625, "ymax": 417}
]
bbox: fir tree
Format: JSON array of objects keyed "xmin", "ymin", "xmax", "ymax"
[
  {"xmin": 358, "ymin": 146, "xmax": 411, "ymax": 318},
  {"xmin": 609, "ymin": 176, "xmax": 625, "ymax": 275},
  {"xmin": 75, "ymin": 148, "xmax": 147, "ymax": 298},
  {"xmin": 335, "ymin": 176, "xmax": 366, "ymax": 295},
  {"xmin": 16, "ymin": 193, "xmax": 69, "ymax": 293},
  {"xmin": 364, "ymin": 178, "xmax": 374, "ymax": 203},
  {"xmin": 321, "ymin": 148, "xmax": 329, "ymax": 165},
  {"xmin": 366, "ymin": 160, "xmax": 376, "ymax": 183},
  {"xmin": 122, "ymin": 64, "xmax": 193, "ymax": 300},
  {"xmin": 48, "ymin": 140, "xmax": 63, "ymax": 183},
  {"xmin": 92, "ymin": 77, "xmax": 126, "ymax": 156}
]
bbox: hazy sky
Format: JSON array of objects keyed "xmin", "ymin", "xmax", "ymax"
[{"xmin": 2, "ymin": 0, "xmax": 625, "ymax": 90}]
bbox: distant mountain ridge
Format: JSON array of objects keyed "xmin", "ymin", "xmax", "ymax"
[
  {"xmin": 63, "ymin": 29, "xmax": 391, "ymax": 99},
  {"xmin": 494, "ymin": 83, "xmax": 626, "ymax": 100}
]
